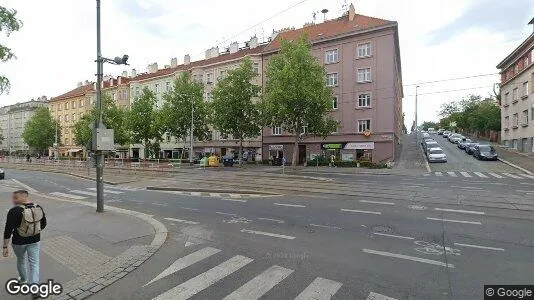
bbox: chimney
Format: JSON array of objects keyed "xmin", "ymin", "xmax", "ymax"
[
  {"xmin": 270, "ymin": 29, "xmax": 279, "ymax": 42},
  {"xmin": 84, "ymin": 80, "xmax": 90, "ymax": 85},
  {"xmin": 77, "ymin": 81, "xmax": 83, "ymax": 88},
  {"xmin": 229, "ymin": 42, "xmax": 239, "ymax": 54},
  {"xmin": 348, "ymin": 3, "xmax": 355, "ymax": 21},
  {"xmin": 171, "ymin": 57, "xmax": 178, "ymax": 68},
  {"xmin": 122, "ymin": 70, "xmax": 128, "ymax": 77},
  {"xmin": 118, "ymin": 77, "xmax": 122, "ymax": 85},
  {"xmin": 131, "ymin": 68, "xmax": 137, "ymax": 77},
  {"xmin": 109, "ymin": 77, "xmax": 114, "ymax": 87},
  {"xmin": 212, "ymin": 46, "xmax": 220, "ymax": 58},
  {"xmin": 184, "ymin": 54, "xmax": 191, "ymax": 65},
  {"xmin": 249, "ymin": 36, "xmax": 258, "ymax": 49},
  {"xmin": 103, "ymin": 74, "xmax": 112, "ymax": 81}
]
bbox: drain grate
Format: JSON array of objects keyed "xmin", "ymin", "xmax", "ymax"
[{"xmin": 371, "ymin": 225, "xmax": 393, "ymax": 233}]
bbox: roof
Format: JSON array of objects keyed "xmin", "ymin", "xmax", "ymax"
[
  {"xmin": 497, "ymin": 32, "xmax": 534, "ymax": 69},
  {"xmin": 50, "ymin": 84, "xmax": 93, "ymax": 102},
  {"xmin": 263, "ymin": 13, "xmax": 396, "ymax": 52}
]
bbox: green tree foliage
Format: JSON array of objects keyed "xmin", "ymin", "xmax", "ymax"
[
  {"xmin": 22, "ymin": 107, "xmax": 59, "ymax": 154},
  {"xmin": 0, "ymin": 6, "xmax": 22, "ymax": 94},
  {"xmin": 161, "ymin": 72, "xmax": 209, "ymax": 158},
  {"xmin": 263, "ymin": 35, "xmax": 337, "ymax": 166},
  {"xmin": 127, "ymin": 87, "xmax": 162, "ymax": 158},
  {"xmin": 420, "ymin": 121, "xmax": 439, "ymax": 131},
  {"xmin": 212, "ymin": 59, "xmax": 261, "ymax": 166},
  {"xmin": 73, "ymin": 114, "xmax": 92, "ymax": 148},
  {"xmin": 438, "ymin": 94, "xmax": 500, "ymax": 133}
]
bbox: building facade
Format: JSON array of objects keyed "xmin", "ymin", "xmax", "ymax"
[
  {"xmin": 261, "ymin": 4, "xmax": 403, "ymax": 164},
  {"xmin": 497, "ymin": 19, "xmax": 534, "ymax": 152},
  {"xmin": 0, "ymin": 98, "xmax": 47, "ymax": 154}
]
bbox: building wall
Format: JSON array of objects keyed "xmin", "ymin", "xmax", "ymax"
[
  {"xmin": 0, "ymin": 100, "xmax": 46, "ymax": 153},
  {"xmin": 49, "ymin": 92, "xmax": 92, "ymax": 153}
]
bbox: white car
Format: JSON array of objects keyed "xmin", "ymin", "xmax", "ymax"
[{"xmin": 427, "ymin": 147, "xmax": 447, "ymax": 163}]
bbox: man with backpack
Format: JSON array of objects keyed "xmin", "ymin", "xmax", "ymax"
[{"xmin": 3, "ymin": 190, "xmax": 47, "ymax": 298}]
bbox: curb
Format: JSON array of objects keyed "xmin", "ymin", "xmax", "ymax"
[
  {"xmin": 146, "ymin": 186, "xmax": 279, "ymax": 196},
  {"xmin": 498, "ymin": 158, "xmax": 534, "ymax": 175}
]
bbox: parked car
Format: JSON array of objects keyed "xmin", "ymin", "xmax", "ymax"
[
  {"xmin": 473, "ymin": 145, "xmax": 498, "ymax": 161},
  {"xmin": 458, "ymin": 139, "xmax": 473, "ymax": 149},
  {"xmin": 427, "ymin": 147, "xmax": 447, "ymax": 163},
  {"xmin": 466, "ymin": 143, "xmax": 480, "ymax": 155},
  {"xmin": 448, "ymin": 134, "xmax": 462, "ymax": 143},
  {"xmin": 422, "ymin": 132, "xmax": 430, "ymax": 139},
  {"xmin": 428, "ymin": 128, "xmax": 436, "ymax": 134},
  {"xmin": 437, "ymin": 129, "xmax": 445, "ymax": 135},
  {"xmin": 442, "ymin": 131, "xmax": 451, "ymax": 138},
  {"xmin": 423, "ymin": 141, "xmax": 440, "ymax": 153},
  {"xmin": 0, "ymin": 168, "xmax": 4, "ymax": 180}
]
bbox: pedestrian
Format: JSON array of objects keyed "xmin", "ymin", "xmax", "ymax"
[{"xmin": 3, "ymin": 190, "xmax": 47, "ymax": 299}]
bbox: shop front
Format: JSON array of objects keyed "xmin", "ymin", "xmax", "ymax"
[{"xmin": 318, "ymin": 142, "xmax": 374, "ymax": 162}]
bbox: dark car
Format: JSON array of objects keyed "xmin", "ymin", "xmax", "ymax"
[
  {"xmin": 0, "ymin": 168, "xmax": 4, "ymax": 179},
  {"xmin": 473, "ymin": 145, "xmax": 498, "ymax": 161},
  {"xmin": 222, "ymin": 155, "xmax": 235, "ymax": 167},
  {"xmin": 457, "ymin": 139, "xmax": 473, "ymax": 149},
  {"xmin": 466, "ymin": 143, "xmax": 479, "ymax": 155}
]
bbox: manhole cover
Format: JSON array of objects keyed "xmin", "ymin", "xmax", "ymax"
[
  {"xmin": 408, "ymin": 205, "xmax": 427, "ymax": 211},
  {"xmin": 371, "ymin": 225, "xmax": 393, "ymax": 233}
]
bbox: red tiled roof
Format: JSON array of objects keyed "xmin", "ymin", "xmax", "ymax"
[
  {"xmin": 264, "ymin": 13, "xmax": 395, "ymax": 52},
  {"xmin": 131, "ymin": 67, "xmax": 181, "ymax": 82},
  {"xmin": 51, "ymin": 84, "xmax": 93, "ymax": 102}
]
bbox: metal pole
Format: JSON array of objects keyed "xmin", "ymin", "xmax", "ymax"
[
  {"xmin": 54, "ymin": 120, "xmax": 58, "ymax": 160},
  {"xmin": 415, "ymin": 85, "xmax": 419, "ymax": 144},
  {"xmin": 189, "ymin": 101, "xmax": 194, "ymax": 165},
  {"xmin": 95, "ymin": 0, "xmax": 105, "ymax": 212}
]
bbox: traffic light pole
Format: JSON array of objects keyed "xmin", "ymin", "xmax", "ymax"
[{"xmin": 95, "ymin": 0, "xmax": 104, "ymax": 212}]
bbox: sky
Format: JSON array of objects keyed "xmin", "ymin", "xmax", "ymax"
[{"xmin": 1, "ymin": 0, "xmax": 533, "ymax": 130}]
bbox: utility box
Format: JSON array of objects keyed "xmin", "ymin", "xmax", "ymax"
[{"xmin": 92, "ymin": 128, "xmax": 115, "ymax": 151}]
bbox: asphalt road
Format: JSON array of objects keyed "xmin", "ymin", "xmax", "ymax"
[
  {"xmin": 424, "ymin": 133, "xmax": 518, "ymax": 173},
  {"xmin": 3, "ymin": 169, "xmax": 534, "ymax": 300}
]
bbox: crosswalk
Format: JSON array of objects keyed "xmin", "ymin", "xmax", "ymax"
[
  {"xmin": 424, "ymin": 171, "xmax": 534, "ymax": 180},
  {"xmin": 49, "ymin": 186, "xmax": 134, "ymax": 200},
  {"xmin": 148, "ymin": 246, "xmax": 397, "ymax": 300}
]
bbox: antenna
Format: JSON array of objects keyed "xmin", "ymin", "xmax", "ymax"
[
  {"xmin": 312, "ymin": 11, "xmax": 317, "ymax": 22},
  {"xmin": 341, "ymin": 0, "xmax": 348, "ymax": 11},
  {"xmin": 321, "ymin": 9, "xmax": 328, "ymax": 21}
]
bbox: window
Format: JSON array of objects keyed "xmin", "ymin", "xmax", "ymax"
[
  {"xmin": 357, "ymin": 42, "xmax": 372, "ymax": 58},
  {"xmin": 65, "ymin": 114, "xmax": 69, "ymax": 122},
  {"xmin": 357, "ymin": 68, "xmax": 372, "ymax": 83},
  {"xmin": 327, "ymin": 73, "xmax": 338, "ymax": 86},
  {"xmin": 64, "ymin": 102, "xmax": 69, "ymax": 110},
  {"xmin": 206, "ymin": 92, "xmax": 212, "ymax": 101},
  {"xmin": 272, "ymin": 126, "xmax": 282, "ymax": 135},
  {"xmin": 220, "ymin": 133, "xmax": 228, "ymax": 140},
  {"xmin": 523, "ymin": 110, "xmax": 529, "ymax": 124},
  {"xmin": 166, "ymin": 81, "xmax": 171, "ymax": 91},
  {"xmin": 253, "ymin": 63, "xmax": 259, "ymax": 74},
  {"xmin": 504, "ymin": 116, "xmax": 509, "ymax": 128},
  {"xmin": 154, "ymin": 83, "xmax": 159, "ymax": 93},
  {"xmin": 332, "ymin": 96, "xmax": 338, "ymax": 109},
  {"xmin": 220, "ymin": 70, "xmax": 227, "ymax": 79},
  {"xmin": 79, "ymin": 99, "xmax": 83, "ymax": 107},
  {"xmin": 358, "ymin": 93, "xmax": 371, "ymax": 107},
  {"xmin": 72, "ymin": 101, "xmax": 76, "ymax": 109},
  {"xmin": 198, "ymin": 74, "xmax": 203, "ymax": 83},
  {"xmin": 72, "ymin": 113, "xmax": 76, "ymax": 122},
  {"xmin": 325, "ymin": 49, "xmax": 338, "ymax": 63},
  {"xmin": 135, "ymin": 87, "xmax": 140, "ymax": 98},
  {"xmin": 357, "ymin": 120, "xmax": 371, "ymax": 132},
  {"xmin": 512, "ymin": 88, "xmax": 518, "ymax": 101},
  {"xmin": 206, "ymin": 73, "xmax": 212, "ymax": 83},
  {"xmin": 58, "ymin": 115, "xmax": 63, "ymax": 122},
  {"xmin": 513, "ymin": 113, "xmax": 518, "ymax": 127},
  {"xmin": 504, "ymin": 92, "xmax": 509, "ymax": 105},
  {"xmin": 523, "ymin": 81, "xmax": 529, "ymax": 97}
]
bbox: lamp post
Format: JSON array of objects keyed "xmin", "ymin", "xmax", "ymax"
[
  {"xmin": 95, "ymin": 0, "xmax": 129, "ymax": 212},
  {"xmin": 190, "ymin": 102, "xmax": 194, "ymax": 165},
  {"xmin": 415, "ymin": 85, "xmax": 420, "ymax": 144}
]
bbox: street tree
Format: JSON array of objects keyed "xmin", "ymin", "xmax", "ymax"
[
  {"xmin": 263, "ymin": 35, "xmax": 337, "ymax": 166},
  {"xmin": 0, "ymin": 6, "xmax": 22, "ymax": 94},
  {"xmin": 22, "ymin": 107, "xmax": 60, "ymax": 154},
  {"xmin": 73, "ymin": 114, "xmax": 92, "ymax": 148},
  {"xmin": 212, "ymin": 59, "xmax": 261, "ymax": 166},
  {"xmin": 161, "ymin": 72, "xmax": 210, "ymax": 159},
  {"xmin": 127, "ymin": 87, "xmax": 162, "ymax": 158}
]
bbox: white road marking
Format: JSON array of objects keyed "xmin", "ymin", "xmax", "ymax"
[
  {"xmin": 487, "ymin": 172, "xmax": 504, "ymax": 178},
  {"xmin": 49, "ymin": 192, "xmax": 87, "ymax": 200},
  {"xmin": 520, "ymin": 174, "xmax": 534, "ymax": 179},
  {"xmin": 144, "ymin": 247, "xmax": 221, "ymax": 286},
  {"xmin": 191, "ymin": 192, "xmax": 202, "ymax": 196},
  {"xmin": 257, "ymin": 217, "xmax": 285, "ymax": 224},
  {"xmin": 373, "ymin": 233, "xmax": 414, "ymax": 240},
  {"xmin": 87, "ymin": 187, "xmax": 124, "ymax": 194},
  {"xmin": 367, "ymin": 292, "xmax": 398, "ymax": 300},
  {"xmin": 426, "ymin": 217, "xmax": 481, "ymax": 225},
  {"xmin": 221, "ymin": 198, "xmax": 247, "ymax": 203},
  {"xmin": 163, "ymin": 217, "xmax": 199, "ymax": 225},
  {"xmin": 70, "ymin": 190, "xmax": 97, "ymax": 197},
  {"xmin": 459, "ymin": 172, "xmax": 472, "ymax": 178},
  {"xmin": 240, "ymin": 229, "xmax": 295, "ymax": 240},
  {"xmin": 152, "ymin": 255, "xmax": 253, "ymax": 300},
  {"xmin": 453, "ymin": 243, "xmax": 505, "ymax": 251},
  {"xmin": 295, "ymin": 277, "xmax": 343, "ymax": 300},
  {"xmin": 446, "ymin": 172, "xmax": 457, "ymax": 177},
  {"xmin": 451, "ymin": 185, "xmax": 482, "ymax": 190},
  {"xmin": 473, "ymin": 172, "xmax": 488, "ymax": 178},
  {"xmin": 423, "ymin": 173, "xmax": 430, "ymax": 177},
  {"xmin": 359, "ymin": 200, "xmax": 395, "ymax": 205},
  {"xmin": 274, "ymin": 202, "xmax": 306, "ymax": 208},
  {"xmin": 223, "ymin": 265, "xmax": 293, "ymax": 300},
  {"xmin": 362, "ymin": 248, "xmax": 454, "ymax": 268},
  {"xmin": 11, "ymin": 179, "xmax": 37, "ymax": 193},
  {"xmin": 180, "ymin": 207, "xmax": 200, "ymax": 211},
  {"xmin": 309, "ymin": 224, "xmax": 342, "ymax": 230},
  {"xmin": 209, "ymin": 193, "xmax": 221, "ymax": 197},
  {"xmin": 341, "ymin": 209, "xmax": 381, "ymax": 215},
  {"xmin": 434, "ymin": 208, "xmax": 485, "ymax": 215},
  {"xmin": 216, "ymin": 212, "xmax": 237, "ymax": 216},
  {"xmin": 503, "ymin": 173, "xmax": 522, "ymax": 179},
  {"xmin": 434, "ymin": 172, "xmax": 443, "ymax": 176}
]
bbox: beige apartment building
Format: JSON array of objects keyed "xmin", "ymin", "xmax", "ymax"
[{"xmin": 497, "ymin": 19, "xmax": 534, "ymax": 152}]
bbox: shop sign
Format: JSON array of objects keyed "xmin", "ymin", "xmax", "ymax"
[
  {"xmin": 269, "ymin": 144, "xmax": 284, "ymax": 150},
  {"xmin": 344, "ymin": 142, "xmax": 375, "ymax": 150},
  {"xmin": 322, "ymin": 143, "xmax": 344, "ymax": 149}
]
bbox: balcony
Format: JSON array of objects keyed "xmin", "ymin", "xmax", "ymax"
[
  {"xmin": 512, "ymin": 99, "xmax": 519, "ymax": 104},
  {"xmin": 512, "ymin": 125, "xmax": 519, "ymax": 129},
  {"xmin": 521, "ymin": 94, "xmax": 528, "ymax": 100}
]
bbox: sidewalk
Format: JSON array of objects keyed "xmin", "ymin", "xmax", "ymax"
[
  {"xmin": 0, "ymin": 180, "xmax": 166, "ymax": 300},
  {"xmin": 492, "ymin": 145, "xmax": 534, "ymax": 174}
]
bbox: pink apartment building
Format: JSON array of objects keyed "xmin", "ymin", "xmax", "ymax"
[{"xmin": 262, "ymin": 4, "xmax": 403, "ymax": 164}]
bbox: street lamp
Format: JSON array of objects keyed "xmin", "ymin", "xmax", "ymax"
[
  {"xmin": 415, "ymin": 85, "xmax": 420, "ymax": 144},
  {"xmin": 95, "ymin": 0, "xmax": 129, "ymax": 213}
]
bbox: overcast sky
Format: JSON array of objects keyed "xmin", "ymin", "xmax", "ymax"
[{"xmin": 1, "ymin": 0, "xmax": 533, "ymax": 129}]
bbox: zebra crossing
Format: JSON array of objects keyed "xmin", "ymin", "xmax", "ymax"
[
  {"xmin": 147, "ymin": 246, "xmax": 397, "ymax": 300},
  {"xmin": 48, "ymin": 186, "xmax": 140, "ymax": 200},
  {"xmin": 424, "ymin": 171, "xmax": 534, "ymax": 180}
]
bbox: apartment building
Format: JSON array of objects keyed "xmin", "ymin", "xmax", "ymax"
[
  {"xmin": 262, "ymin": 4, "xmax": 403, "ymax": 164},
  {"xmin": 497, "ymin": 18, "xmax": 534, "ymax": 152},
  {"xmin": 0, "ymin": 98, "xmax": 47, "ymax": 154},
  {"xmin": 86, "ymin": 74, "xmax": 131, "ymax": 109}
]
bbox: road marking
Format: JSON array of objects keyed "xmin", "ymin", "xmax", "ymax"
[
  {"xmin": 70, "ymin": 190, "xmax": 97, "ymax": 197},
  {"xmin": 223, "ymin": 265, "xmax": 293, "ymax": 300},
  {"xmin": 180, "ymin": 207, "xmax": 200, "ymax": 211},
  {"xmin": 87, "ymin": 187, "xmax": 124, "ymax": 194},
  {"xmin": 459, "ymin": 172, "xmax": 472, "ymax": 178},
  {"xmin": 423, "ymin": 173, "xmax": 430, "ymax": 177},
  {"xmin": 362, "ymin": 248, "xmax": 454, "ymax": 268},
  {"xmin": 473, "ymin": 172, "xmax": 488, "ymax": 178},
  {"xmin": 309, "ymin": 224, "xmax": 342, "ymax": 230},
  {"xmin": 145, "ymin": 247, "xmax": 221, "ymax": 286},
  {"xmin": 453, "ymin": 243, "xmax": 505, "ymax": 251},
  {"xmin": 190, "ymin": 191, "xmax": 202, "ymax": 196},
  {"xmin": 11, "ymin": 179, "xmax": 37, "ymax": 193},
  {"xmin": 446, "ymin": 172, "xmax": 457, "ymax": 177},
  {"xmin": 451, "ymin": 185, "xmax": 482, "ymax": 190},
  {"xmin": 163, "ymin": 217, "xmax": 199, "ymax": 225},
  {"xmin": 257, "ymin": 217, "xmax": 285, "ymax": 224},
  {"xmin": 426, "ymin": 217, "xmax": 481, "ymax": 225},
  {"xmin": 373, "ymin": 233, "xmax": 414, "ymax": 240},
  {"xmin": 518, "ymin": 174, "xmax": 534, "ymax": 179},
  {"xmin": 209, "ymin": 193, "xmax": 221, "ymax": 197},
  {"xmin": 49, "ymin": 192, "xmax": 87, "ymax": 200},
  {"xmin": 434, "ymin": 172, "xmax": 443, "ymax": 176},
  {"xmin": 359, "ymin": 200, "xmax": 395, "ymax": 205},
  {"xmin": 434, "ymin": 208, "xmax": 485, "ymax": 215},
  {"xmin": 152, "ymin": 255, "xmax": 253, "ymax": 300},
  {"xmin": 341, "ymin": 209, "xmax": 381, "ymax": 215},
  {"xmin": 221, "ymin": 198, "xmax": 247, "ymax": 203},
  {"xmin": 295, "ymin": 277, "xmax": 342, "ymax": 300},
  {"xmin": 240, "ymin": 229, "xmax": 295, "ymax": 240},
  {"xmin": 488, "ymin": 172, "xmax": 504, "ymax": 178},
  {"xmin": 367, "ymin": 292, "xmax": 398, "ymax": 300},
  {"xmin": 503, "ymin": 173, "xmax": 522, "ymax": 179},
  {"xmin": 216, "ymin": 212, "xmax": 237, "ymax": 216},
  {"xmin": 274, "ymin": 202, "xmax": 306, "ymax": 208}
]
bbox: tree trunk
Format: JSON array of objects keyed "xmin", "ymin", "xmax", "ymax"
[
  {"xmin": 239, "ymin": 139, "xmax": 243, "ymax": 168},
  {"xmin": 144, "ymin": 139, "xmax": 149, "ymax": 159},
  {"xmin": 292, "ymin": 133, "xmax": 299, "ymax": 167}
]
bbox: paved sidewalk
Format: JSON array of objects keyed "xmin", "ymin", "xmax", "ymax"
[
  {"xmin": 0, "ymin": 179, "xmax": 166, "ymax": 300},
  {"xmin": 493, "ymin": 145, "xmax": 534, "ymax": 174}
]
